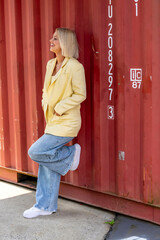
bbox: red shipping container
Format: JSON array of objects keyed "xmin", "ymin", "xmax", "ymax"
[{"xmin": 0, "ymin": 0, "xmax": 160, "ymax": 224}]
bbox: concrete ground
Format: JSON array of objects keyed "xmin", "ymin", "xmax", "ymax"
[
  {"xmin": 105, "ymin": 215, "xmax": 160, "ymax": 240},
  {"xmin": 0, "ymin": 180, "xmax": 115, "ymax": 240}
]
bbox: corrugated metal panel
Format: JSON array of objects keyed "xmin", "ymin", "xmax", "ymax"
[{"xmin": 1, "ymin": 0, "xmax": 160, "ymax": 224}]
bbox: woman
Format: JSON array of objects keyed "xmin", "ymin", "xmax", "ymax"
[{"xmin": 23, "ymin": 28, "xmax": 86, "ymax": 218}]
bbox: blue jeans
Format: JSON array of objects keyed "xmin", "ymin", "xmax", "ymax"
[{"xmin": 28, "ymin": 134, "xmax": 75, "ymax": 212}]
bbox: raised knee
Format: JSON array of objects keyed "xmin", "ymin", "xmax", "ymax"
[{"xmin": 28, "ymin": 146, "xmax": 35, "ymax": 160}]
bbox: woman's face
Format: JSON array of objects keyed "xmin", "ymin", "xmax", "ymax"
[{"xmin": 50, "ymin": 31, "xmax": 61, "ymax": 54}]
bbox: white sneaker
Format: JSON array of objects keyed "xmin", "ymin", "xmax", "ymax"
[
  {"xmin": 23, "ymin": 206, "xmax": 54, "ymax": 219},
  {"xmin": 70, "ymin": 144, "xmax": 81, "ymax": 171}
]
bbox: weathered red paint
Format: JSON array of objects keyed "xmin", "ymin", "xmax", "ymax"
[{"xmin": 0, "ymin": 0, "xmax": 160, "ymax": 224}]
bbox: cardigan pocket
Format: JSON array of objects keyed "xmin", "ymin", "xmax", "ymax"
[{"xmin": 50, "ymin": 114, "xmax": 60, "ymax": 122}]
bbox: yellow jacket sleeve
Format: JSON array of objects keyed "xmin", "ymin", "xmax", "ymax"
[{"xmin": 54, "ymin": 65, "xmax": 86, "ymax": 115}]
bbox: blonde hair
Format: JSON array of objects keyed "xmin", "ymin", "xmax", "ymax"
[{"xmin": 56, "ymin": 28, "xmax": 79, "ymax": 59}]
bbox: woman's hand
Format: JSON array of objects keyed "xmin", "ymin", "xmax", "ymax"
[{"xmin": 54, "ymin": 110, "xmax": 61, "ymax": 116}]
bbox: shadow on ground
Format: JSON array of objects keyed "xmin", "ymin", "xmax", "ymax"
[{"xmin": 105, "ymin": 214, "xmax": 160, "ymax": 240}]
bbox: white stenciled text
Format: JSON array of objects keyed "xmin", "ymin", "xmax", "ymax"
[{"xmin": 107, "ymin": 0, "xmax": 114, "ymax": 119}]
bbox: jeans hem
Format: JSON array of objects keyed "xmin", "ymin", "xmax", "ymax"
[{"xmin": 34, "ymin": 204, "xmax": 57, "ymax": 212}]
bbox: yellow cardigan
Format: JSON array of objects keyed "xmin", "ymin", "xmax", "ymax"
[{"xmin": 42, "ymin": 57, "xmax": 86, "ymax": 137}]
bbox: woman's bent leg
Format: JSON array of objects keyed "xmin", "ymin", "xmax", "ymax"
[
  {"xmin": 34, "ymin": 165, "xmax": 61, "ymax": 212},
  {"xmin": 28, "ymin": 134, "xmax": 75, "ymax": 176},
  {"xmin": 23, "ymin": 134, "xmax": 75, "ymax": 217}
]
